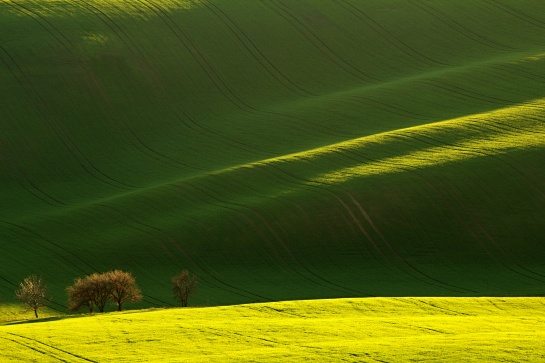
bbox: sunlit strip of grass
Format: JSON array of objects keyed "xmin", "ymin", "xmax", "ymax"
[
  {"xmin": 36, "ymin": 97, "xmax": 545, "ymax": 220},
  {"xmin": 2, "ymin": 0, "xmax": 202, "ymax": 18},
  {"xmin": 315, "ymin": 126, "xmax": 545, "ymax": 184},
  {"xmin": 226, "ymin": 97, "xmax": 545, "ymax": 172},
  {"xmin": 1, "ymin": 298, "xmax": 545, "ymax": 362}
]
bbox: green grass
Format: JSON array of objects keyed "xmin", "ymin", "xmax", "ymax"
[
  {"xmin": 2, "ymin": 297, "xmax": 545, "ymax": 362},
  {"xmin": 1, "ymin": 0, "xmax": 545, "ymax": 309}
]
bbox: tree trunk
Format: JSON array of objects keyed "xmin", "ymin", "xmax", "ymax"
[{"xmin": 34, "ymin": 309, "xmax": 38, "ymax": 318}]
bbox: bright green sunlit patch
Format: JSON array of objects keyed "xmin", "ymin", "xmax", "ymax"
[
  {"xmin": 81, "ymin": 33, "xmax": 108, "ymax": 46},
  {"xmin": 518, "ymin": 52, "xmax": 545, "ymax": 63},
  {"xmin": 314, "ymin": 126, "xmax": 545, "ymax": 184},
  {"xmin": 221, "ymin": 98, "xmax": 545, "ymax": 186},
  {"xmin": 3, "ymin": 0, "xmax": 202, "ymax": 19}
]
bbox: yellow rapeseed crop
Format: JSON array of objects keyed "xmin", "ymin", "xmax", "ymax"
[{"xmin": 1, "ymin": 297, "xmax": 544, "ymax": 362}]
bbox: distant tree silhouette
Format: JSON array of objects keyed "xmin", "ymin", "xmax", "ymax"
[
  {"xmin": 86, "ymin": 272, "xmax": 113, "ymax": 313},
  {"xmin": 172, "ymin": 270, "xmax": 197, "ymax": 307},
  {"xmin": 67, "ymin": 270, "xmax": 142, "ymax": 313},
  {"xmin": 105, "ymin": 270, "xmax": 142, "ymax": 311},
  {"xmin": 15, "ymin": 275, "xmax": 48, "ymax": 318},
  {"xmin": 66, "ymin": 277, "xmax": 95, "ymax": 313}
]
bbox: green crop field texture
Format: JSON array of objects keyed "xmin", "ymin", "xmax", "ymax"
[
  {"xmin": 2, "ymin": 0, "xmax": 545, "ymax": 310},
  {"xmin": 2, "ymin": 298, "xmax": 545, "ymax": 362}
]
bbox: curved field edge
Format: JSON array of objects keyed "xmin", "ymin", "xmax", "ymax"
[
  {"xmin": 1, "ymin": 297, "xmax": 545, "ymax": 362},
  {"xmin": 1, "ymin": 0, "xmax": 545, "ymax": 306}
]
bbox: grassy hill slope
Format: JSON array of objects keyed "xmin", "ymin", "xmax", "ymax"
[{"xmin": 1, "ymin": 0, "xmax": 545, "ymax": 309}]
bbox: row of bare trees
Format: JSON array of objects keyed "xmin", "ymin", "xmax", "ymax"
[
  {"xmin": 67, "ymin": 270, "xmax": 142, "ymax": 313},
  {"xmin": 15, "ymin": 270, "xmax": 197, "ymax": 318}
]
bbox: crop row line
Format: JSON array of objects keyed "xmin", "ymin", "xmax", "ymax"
[
  {"xmin": 391, "ymin": 125, "xmax": 545, "ymax": 283},
  {"xmin": 2, "ymin": 0, "xmax": 136, "ymax": 192},
  {"xmin": 203, "ymin": 1, "xmax": 315, "ymax": 97},
  {"xmin": 4, "ymin": 332, "xmax": 97, "ymax": 362},
  {"xmin": 483, "ymin": 0, "xmax": 545, "ymax": 30},
  {"xmin": 227, "ymin": 153, "xmax": 475, "ymax": 293},
  {"xmin": 408, "ymin": 0, "xmax": 514, "ymax": 52},
  {"xmin": 263, "ymin": 0, "xmax": 380, "ymax": 83},
  {"xmin": 334, "ymin": 0, "xmax": 447, "ymax": 68},
  {"xmin": 171, "ymin": 176, "xmax": 365, "ymax": 297},
  {"xmin": 62, "ymin": 0, "xmax": 220, "ymax": 171}
]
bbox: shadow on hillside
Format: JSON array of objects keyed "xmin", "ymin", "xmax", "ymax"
[
  {"xmin": 1, "ymin": 308, "xmax": 165, "ymax": 326},
  {"xmin": 2, "ymin": 315, "xmax": 71, "ymax": 326}
]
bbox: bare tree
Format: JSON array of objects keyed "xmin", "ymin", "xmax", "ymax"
[
  {"xmin": 15, "ymin": 275, "xmax": 48, "ymax": 318},
  {"xmin": 105, "ymin": 270, "xmax": 142, "ymax": 311},
  {"xmin": 86, "ymin": 272, "xmax": 113, "ymax": 313},
  {"xmin": 172, "ymin": 270, "xmax": 197, "ymax": 307},
  {"xmin": 67, "ymin": 277, "xmax": 95, "ymax": 313}
]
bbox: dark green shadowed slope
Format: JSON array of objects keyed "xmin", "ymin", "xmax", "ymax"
[{"xmin": 1, "ymin": 0, "xmax": 545, "ymax": 309}]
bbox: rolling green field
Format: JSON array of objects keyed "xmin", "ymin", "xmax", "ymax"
[
  {"xmin": 1, "ymin": 0, "xmax": 545, "ymax": 311},
  {"xmin": 2, "ymin": 297, "xmax": 545, "ymax": 362}
]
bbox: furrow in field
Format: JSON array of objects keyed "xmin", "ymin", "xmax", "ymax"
[
  {"xmin": 263, "ymin": 0, "xmax": 379, "ymax": 83},
  {"xmin": 131, "ymin": 0, "xmax": 285, "ymax": 154},
  {"xmin": 140, "ymin": 0, "xmax": 274, "ymax": 119},
  {"xmin": 0, "ymin": 220, "xmax": 95, "ymax": 278},
  {"xmin": 334, "ymin": 0, "xmax": 446, "ymax": 67},
  {"xmin": 127, "ymin": 0, "xmax": 349, "ymax": 160},
  {"xmin": 201, "ymin": 1, "xmax": 315, "ymax": 97},
  {"xmin": 337, "ymin": 156, "xmax": 505, "ymax": 289},
  {"xmin": 174, "ymin": 179, "xmax": 365, "ymax": 297},
  {"xmin": 344, "ymin": 193, "xmax": 479, "ymax": 294},
  {"xmin": 195, "ymin": 1, "xmax": 358, "ymax": 138},
  {"xmin": 120, "ymin": 185, "xmax": 306, "ymax": 301},
  {"xmin": 483, "ymin": 0, "xmax": 545, "ymax": 30},
  {"xmin": 179, "ymin": 225, "xmax": 279, "ymax": 302},
  {"xmin": 200, "ymin": 165, "xmax": 385, "ymax": 286},
  {"xmin": 80, "ymin": 0, "xmax": 265, "ymax": 172},
  {"xmin": 303, "ymin": 111, "xmax": 545, "ymax": 285},
  {"xmin": 0, "ymin": 117, "xmax": 64, "ymax": 207},
  {"xmin": 1, "ymin": 0, "xmax": 135, "ymax": 191},
  {"xmin": 68, "ymin": 0, "xmax": 212, "ymax": 171},
  {"xmin": 408, "ymin": 0, "xmax": 513, "ymax": 52},
  {"xmin": 242, "ymin": 159, "xmax": 475, "ymax": 294},
  {"xmin": 3, "ymin": 332, "xmax": 97, "ymax": 363},
  {"xmin": 0, "ymin": 335, "xmax": 65, "ymax": 362},
  {"xmin": 23, "ymin": 99, "xmax": 543, "ymax": 298},
  {"xmin": 93, "ymin": 201, "xmax": 276, "ymax": 302}
]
